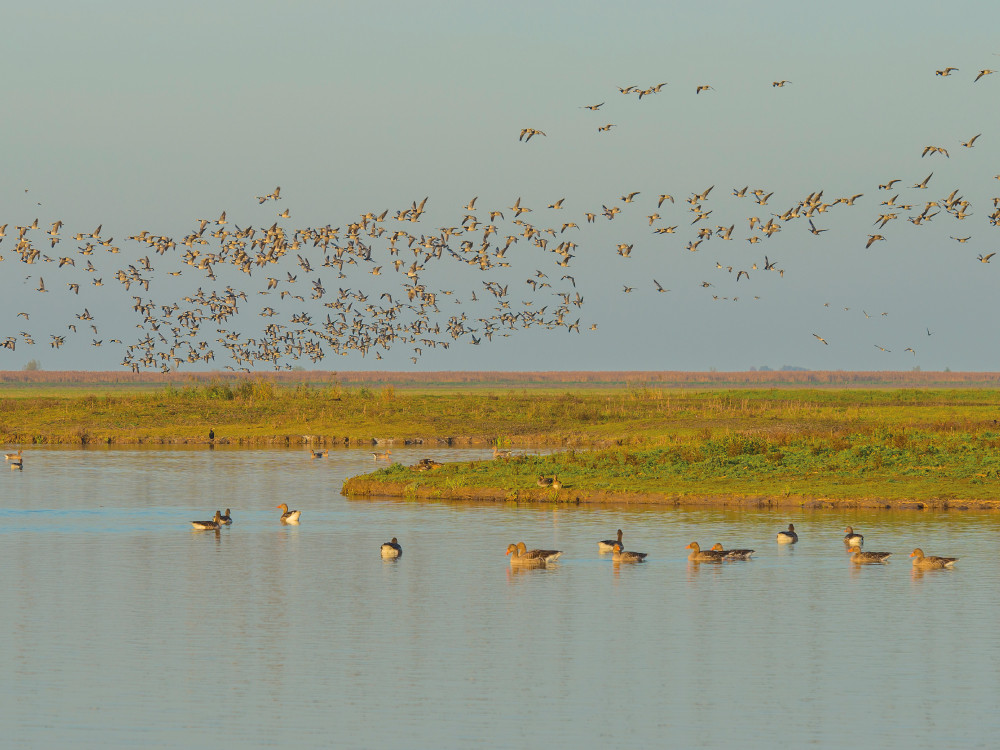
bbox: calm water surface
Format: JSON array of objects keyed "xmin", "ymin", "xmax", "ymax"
[{"xmin": 2, "ymin": 447, "xmax": 999, "ymax": 749}]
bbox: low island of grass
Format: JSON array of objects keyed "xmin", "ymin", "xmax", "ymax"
[
  {"xmin": 3, "ymin": 371, "xmax": 1000, "ymax": 509},
  {"xmin": 339, "ymin": 383, "xmax": 1000, "ymax": 509},
  {"xmin": 343, "ymin": 430, "xmax": 1000, "ymax": 509}
]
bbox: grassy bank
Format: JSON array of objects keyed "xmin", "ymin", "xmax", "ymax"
[
  {"xmin": 4, "ymin": 381, "xmax": 1000, "ymax": 447},
  {"xmin": 5, "ymin": 378, "xmax": 1000, "ymax": 505},
  {"xmin": 344, "ymin": 428, "xmax": 1000, "ymax": 508}
]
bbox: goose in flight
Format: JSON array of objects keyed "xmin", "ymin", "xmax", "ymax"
[
  {"xmin": 518, "ymin": 128, "xmax": 546, "ymax": 142},
  {"xmin": 581, "ymin": 102, "xmax": 604, "ymax": 110},
  {"xmin": 974, "ymin": 69, "xmax": 995, "ymax": 82},
  {"xmin": 813, "ymin": 333, "xmax": 829, "ymax": 345},
  {"xmin": 977, "ymin": 253, "xmax": 995, "ymax": 263},
  {"xmin": 935, "ymin": 67, "xmax": 958, "ymax": 76},
  {"xmin": 961, "ymin": 134, "xmax": 981, "ymax": 148}
]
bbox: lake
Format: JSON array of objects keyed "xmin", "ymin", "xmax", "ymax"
[{"xmin": 1, "ymin": 447, "xmax": 998, "ymax": 749}]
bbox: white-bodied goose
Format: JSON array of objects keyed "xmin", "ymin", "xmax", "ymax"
[
  {"xmin": 843, "ymin": 527, "xmax": 864, "ymax": 547},
  {"xmin": 381, "ymin": 537, "xmax": 402, "ymax": 558},
  {"xmin": 776, "ymin": 523, "xmax": 798, "ymax": 543},
  {"xmin": 598, "ymin": 529, "xmax": 624, "ymax": 553}
]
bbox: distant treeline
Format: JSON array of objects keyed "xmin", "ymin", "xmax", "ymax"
[{"xmin": 2, "ymin": 370, "xmax": 1000, "ymax": 388}]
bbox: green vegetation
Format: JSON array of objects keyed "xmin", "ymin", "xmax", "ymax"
[
  {"xmin": 3, "ymin": 380, "xmax": 1000, "ymax": 447},
  {"xmin": 4, "ymin": 377, "xmax": 1000, "ymax": 505},
  {"xmin": 346, "ymin": 427, "xmax": 1000, "ymax": 506}
]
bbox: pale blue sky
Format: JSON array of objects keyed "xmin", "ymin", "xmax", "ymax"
[{"xmin": 2, "ymin": 1, "xmax": 998, "ymax": 371}]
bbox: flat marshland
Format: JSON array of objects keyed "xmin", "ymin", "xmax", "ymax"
[{"xmin": 4, "ymin": 371, "xmax": 1000, "ymax": 507}]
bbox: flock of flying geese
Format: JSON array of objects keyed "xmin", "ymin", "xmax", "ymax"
[{"xmin": 1, "ymin": 65, "xmax": 997, "ymax": 371}]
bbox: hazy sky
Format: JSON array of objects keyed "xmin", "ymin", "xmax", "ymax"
[{"xmin": 3, "ymin": 0, "xmax": 999, "ymax": 372}]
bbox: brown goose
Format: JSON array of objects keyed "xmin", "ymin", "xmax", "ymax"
[
  {"xmin": 710, "ymin": 543, "xmax": 754, "ymax": 560},
  {"xmin": 598, "ymin": 529, "xmax": 624, "ymax": 553},
  {"xmin": 850, "ymin": 548, "xmax": 892, "ymax": 564},
  {"xmin": 506, "ymin": 543, "xmax": 545, "ymax": 566},
  {"xmin": 277, "ymin": 503, "xmax": 301, "ymax": 524},
  {"xmin": 686, "ymin": 542, "xmax": 727, "ymax": 562},
  {"xmin": 219, "ymin": 509, "xmax": 232, "ymax": 525},
  {"xmin": 507, "ymin": 542, "xmax": 562, "ymax": 565},
  {"xmin": 191, "ymin": 511, "xmax": 222, "ymax": 531},
  {"xmin": 776, "ymin": 523, "xmax": 798, "ymax": 544},
  {"xmin": 910, "ymin": 548, "xmax": 958, "ymax": 569},
  {"xmin": 611, "ymin": 542, "xmax": 647, "ymax": 563}
]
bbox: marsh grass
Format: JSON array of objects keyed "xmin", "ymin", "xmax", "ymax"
[
  {"xmin": 3, "ymin": 381, "xmax": 1000, "ymax": 451},
  {"xmin": 351, "ymin": 427, "xmax": 1000, "ymax": 502}
]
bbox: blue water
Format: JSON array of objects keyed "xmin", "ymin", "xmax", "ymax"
[{"xmin": 1, "ymin": 447, "xmax": 997, "ymax": 749}]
